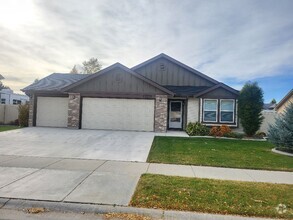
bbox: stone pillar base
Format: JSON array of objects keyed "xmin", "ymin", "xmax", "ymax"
[
  {"xmin": 154, "ymin": 95, "xmax": 168, "ymax": 132},
  {"xmin": 68, "ymin": 93, "xmax": 81, "ymax": 129}
]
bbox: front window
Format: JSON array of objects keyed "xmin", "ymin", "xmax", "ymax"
[
  {"xmin": 203, "ymin": 99, "xmax": 217, "ymax": 122},
  {"xmin": 220, "ymin": 100, "xmax": 234, "ymax": 123},
  {"xmin": 1, "ymin": 98, "xmax": 5, "ymax": 104},
  {"xmin": 13, "ymin": 99, "xmax": 21, "ymax": 105}
]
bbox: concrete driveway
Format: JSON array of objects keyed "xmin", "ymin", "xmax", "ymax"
[{"xmin": 0, "ymin": 127, "xmax": 155, "ymax": 162}]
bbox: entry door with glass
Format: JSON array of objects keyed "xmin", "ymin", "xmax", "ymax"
[{"xmin": 169, "ymin": 101, "xmax": 183, "ymax": 129}]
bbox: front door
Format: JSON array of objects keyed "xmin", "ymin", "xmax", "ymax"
[{"xmin": 169, "ymin": 101, "xmax": 183, "ymax": 129}]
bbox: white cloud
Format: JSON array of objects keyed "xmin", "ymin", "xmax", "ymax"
[{"xmin": 0, "ymin": 0, "xmax": 292, "ymax": 92}]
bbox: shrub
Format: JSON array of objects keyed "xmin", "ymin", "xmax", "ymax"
[
  {"xmin": 238, "ymin": 82, "xmax": 264, "ymax": 136},
  {"xmin": 223, "ymin": 132, "xmax": 245, "ymax": 139},
  {"xmin": 18, "ymin": 104, "xmax": 29, "ymax": 127},
  {"xmin": 209, "ymin": 125, "xmax": 232, "ymax": 137},
  {"xmin": 267, "ymin": 102, "xmax": 293, "ymax": 152},
  {"xmin": 210, "ymin": 126, "xmax": 220, "ymax": 136},
  {"xmin": 255, "ymin": 131, "xmax": 266, "ymax": 138},
  {"xmin": 186, "ymin": 122, "xmax": 209, "ymax": 136}
]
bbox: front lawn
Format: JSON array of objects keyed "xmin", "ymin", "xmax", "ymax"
[
  {"xmin": 147, "ymin": 137, "xmax": 293, "ymax": 171},
  {"xmin": 130, "ymin": 174, "xmax": 293, "ymax": 219},
  {"xmin": 0, "ymin": 125, "xmax": 20, "ymax": 132}
]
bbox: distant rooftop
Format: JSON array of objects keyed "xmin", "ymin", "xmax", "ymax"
[{"xmin": 263, "ymin": 103, "xmax": 276, "ymax": 110}]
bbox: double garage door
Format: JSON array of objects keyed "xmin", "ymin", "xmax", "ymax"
[{"xmin": 36, "ymin": 97, "xmax": 155, "ymax": 131}]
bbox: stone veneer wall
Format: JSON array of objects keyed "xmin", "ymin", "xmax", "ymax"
[
  {"xmin": 67, "ymin": 93, "xmax": 81, "ymax": 128},
  {"xmin": 28, "ymin": 94, "xmax": 34, "ymax": 127},
  {"xmin": 154, "ymin": 95, "xmax": 168, "ymax": 132}
]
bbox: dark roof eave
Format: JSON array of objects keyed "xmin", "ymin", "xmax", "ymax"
[
  {"xmin": 22, "ymin": 89, "xmax": 68, "ymax": 95},
  {"xmin": 194, "ymin": 83, "xmax": 239, "ymax": 98}
]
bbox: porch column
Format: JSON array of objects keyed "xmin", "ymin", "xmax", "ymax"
[
  {"xmin": 154, "ymin": 95, "xmax": 168, "ymax": 132},
  {"xmin": 28, "ymin": 94, "xmax": 35, "ymax": 127},
  {"xmin": 67, "ymin": 93, "xmax": 81, "ymax": 129}
]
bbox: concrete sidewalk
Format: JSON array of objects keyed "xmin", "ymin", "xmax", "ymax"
[
  {"xmin": 0, "ymin": 155, "xmax": 292, "ymax": 209},
  {"xmin": 147, "ymin": 163, "xmax": 293, "ymax": 184},
  {"xmin": 1, "ymin": 155, "xmax": 292, "ymax": 185}
]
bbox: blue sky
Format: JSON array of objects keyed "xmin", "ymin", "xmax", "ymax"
[{"xmin": 0, "ymin": 0, "xmax": 292, "ymax": 102}]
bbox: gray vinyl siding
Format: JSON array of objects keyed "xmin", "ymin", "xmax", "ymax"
[
  {"xmin": 69, "ymin": 67, "xmax": 166, "ymax": 95},
  {"xmin": 134, "ymin": 57, "xmax": 215, "ymax": 87}
]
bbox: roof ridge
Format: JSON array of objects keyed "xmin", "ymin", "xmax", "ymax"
[{"xmin": 131, "ymin": 53, "xmax": 219, "ymax": 85}]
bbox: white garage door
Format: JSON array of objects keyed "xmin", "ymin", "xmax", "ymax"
[
  {"xmin": 82, "ymin": 98, "xmax": 154, "ymax": 131},
  {"xmin": 36, "ymin": 97, "xmax": 68, "ymax": 127}
]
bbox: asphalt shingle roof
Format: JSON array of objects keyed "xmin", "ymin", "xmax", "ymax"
[
  {"xmin": 23, "ymin": 73, "xmax": 211, "ymax": 96},
  {"xmin": 163, "ymin": 86, "xmax": 210, "ymax": 96},
  {"xmin": 22, "ymin": 73, "xmax": 90, "ymax": 92}
]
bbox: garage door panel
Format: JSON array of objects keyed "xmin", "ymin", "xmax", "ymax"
[
  {"xmin": 36, "ymin": 97, "xmax": 68, "ymax": 127},
  {"xmin": 82, "ymin": 98, "xmax": 154, "ymax": 131}
]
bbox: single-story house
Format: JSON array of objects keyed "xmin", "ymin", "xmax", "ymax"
[
  {"xmin": 22, "ymin": 53, "xmax": 239, "ymax": 132},
  {"xmin": 275, "ymin": 89, "xmax": 293, "ymax": 114},
  {"xmin": 0, "ymin": 89, "xmax": 29, "ymax": 105}
]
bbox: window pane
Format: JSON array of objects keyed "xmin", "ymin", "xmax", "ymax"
[
  {"xmin": 204, "ymin": 100, "xmax": 217, "ymax": 111},
  {"xmin": 221, "ymin": 112, "xmax": 233, "ymax": 122},
  {"xmin": 204, "ymin": 111, "xmax": 216, "ymax": 122},
  {"xmin": 171, "ymin": 102, "xmax": 181, "ymax": 111},
  {"xmin": 221, "ymin": 100, "xmax": 233, "ymax": 111}
]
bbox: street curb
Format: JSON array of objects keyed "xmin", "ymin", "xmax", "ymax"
[
  {"xmin": 0, "ymin": 198, "xmax": 274, "ymax": 220},
  {"xmin": 272, "ymin": 148, "xmax": 293, "ymax": 157}
]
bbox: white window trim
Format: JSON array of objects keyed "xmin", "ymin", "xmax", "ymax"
[
  {"xmin": 203, "ymin": 99, "xmax": 218, "ymax": 123},
  {"xmin": 220, "ymin": 99, "xmax": 235, "ymax": 123}
]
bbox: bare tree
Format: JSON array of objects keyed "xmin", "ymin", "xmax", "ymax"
[
  {"xmin": 0, "ymin": 74, "xmax": 9, "ymax": 90},
  {"xmin": 70, "ymin": 65, "xmax": 79, "ymax": 74},
  {"xmin": 82, "ymin": 58, "xmax": 102, "ymax": 74}
]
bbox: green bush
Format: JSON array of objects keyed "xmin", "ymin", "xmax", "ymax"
[
  {"xmin": 238, "ymin": 82, "xmax": 264, "ymax": 136},
  {"xmin": 18, "ymin": 104, "xmax": 29, "ymax": 127},
  {"xmin": 186, "ymin": 122, "xmax": 209, "ymax": 136},
  {"xmin": 223, "ymin": 132, "xmax": 245, "ymax": 139},
  {"xmin": 268, "ymin": 102, "xmax": 293, "ymax": 153}
]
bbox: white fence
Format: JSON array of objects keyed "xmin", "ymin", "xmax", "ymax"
[
  {"xmin": 0, "ymin": 104, "xmax": 19, "ymax": 124},
  {"xmin": 233, "ymin": 110, "xmax": 277, "ymax": 134},
  {"xmin": 259, "ymin": 110, "xmax": 277, "ymax": 133}
]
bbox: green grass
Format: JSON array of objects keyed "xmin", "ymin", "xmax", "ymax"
[
  {"xmin": 130, "ymin": 174, "xmax": 293, "ymax": 219},
  {"xmin": 0, "ymin": 125, "xmax": 20, "ymax": 132},
  {"xmin": 147, "ymin": 137, "xmax": 293, "ymax": 171}
]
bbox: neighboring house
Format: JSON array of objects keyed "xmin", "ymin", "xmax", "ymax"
[
  {"xmin": 263, "ymin": 103, "xmax": 276, "ymax": 111},
  {"xmin": 22, "ymin": 53, "xmax": 239, "ymax": 132},
  {"xmin": 0, "ymin": 89, "xmax": 29, "ymax": 105},
  {"xmin": 275, "ymin": 89, "xmax": 293, "ymax": 114}
]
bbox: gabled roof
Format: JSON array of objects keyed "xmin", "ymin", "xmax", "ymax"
[
  {"xmin": 131, "ymin": 53, "xmax": 219, "ymax": 85},
  {"xmin": 22, "ymin": 73, "xmax": 90, "ymax": 93},
  {"xmin": 62, "ymin": 63, "xmax": 174, "ymax": 95},
  {"xmin": 194, "ymin": 83, "xmax": 239, "ymax": 97},
  {"xmin": 275, "ymin": 89, "xmax": 293, "ymax": 110}
]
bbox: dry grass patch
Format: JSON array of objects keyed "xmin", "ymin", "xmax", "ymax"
[
  {"xmin": 103, "ymin": 213, "xmax": 153, "ymax": 220},
  {"xmin": 130, "ymin": 174, "xmax": 293, "ymax": 219}
]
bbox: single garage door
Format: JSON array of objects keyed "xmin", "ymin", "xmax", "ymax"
[
  {"xmin": 36, "ymin": 97, "xmax": 68, "ymax": 127},
  {"xmin": 82, "ymin": 98, "xmax": 154, "ymax": 131}
]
